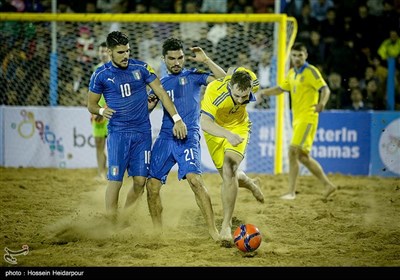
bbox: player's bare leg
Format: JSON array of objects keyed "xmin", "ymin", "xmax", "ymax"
[
  {"xmin": 187, "ymin": 173, "xmax": 219, "ymax": 241},
  {"xmin": 219, "ymin": 158, "xmax": 240, "ymax": 245},
  {"xmin": 146, "ymin": 178, "xmax": 163, "ymax": 235},
  {"xmin": 218, "ymin": 180, "xmax": 235, "ymax": 243},
  {"xmin": 298, "ymin": 152, "xmax": 337, "ymax": 200},
  {"xmin": 237, "ymin": 170, "xmax": 264, "ymax": 203},
  {"xmin": 95, "ymin": 136, "xmax": 107, "ymax": 181},
  {"xmin": 105, "ymin": 180, "xmax": 123, "ymax": 222},
  {"xmin": 281, "ymin": 147, "xmax": 299, "ymax": 200},
  {"xmin": 124, "ymin": 176, "xmax": 146, "ymax": 209},
  {"xmin": 322, "ymin": 183, "xmax": 337, "ymax": 200}
]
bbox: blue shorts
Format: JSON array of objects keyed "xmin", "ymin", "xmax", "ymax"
[
  {"xmin": 107, "ymin": 131, "xmax": 151, "ymax": 181},
  {"xmin": 149, "ymin": 132, "xmax": 202, "ymax": 184}
]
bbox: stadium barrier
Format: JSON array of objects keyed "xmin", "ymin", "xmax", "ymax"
[{"xmin": 1, "ymin": 106, "xmax": 398, "ymax": 177}]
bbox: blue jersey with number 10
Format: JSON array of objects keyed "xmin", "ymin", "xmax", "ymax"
[
  {"xmin": 157, "ymin": 68, "xmax": 210, "ymax": 139},
  {"xmin": 89, "ymin": 59, "xmax": 157, "ymax": 133}
]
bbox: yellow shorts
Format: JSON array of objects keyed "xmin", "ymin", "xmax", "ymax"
[
  {"xmin": 204, "ymin": 127, "xmax": 250, "ymax": 170},
  {"xmin": 291, "ymin": 120, "xmax": 317, "ymax": 153},
  {"xmin": 92, "ymin": 117, "xmax": 108, "ymax": 138}
]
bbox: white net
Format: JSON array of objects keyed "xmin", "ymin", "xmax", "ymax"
[{"xmin": 0, "ymin": 14, "xmax": 296, "ymax": 172}]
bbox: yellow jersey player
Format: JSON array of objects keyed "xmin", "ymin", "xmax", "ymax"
[
  {"xmin": 91, "ymin": 42, "xmax": 109, "ymax": 181},
  {"xmin": 260, "ymin": 42, "xmax": 337, "ymax": 201},
  {"xmin": 200, "ymin": 67, "xmax": 264, "ymax": 244}
]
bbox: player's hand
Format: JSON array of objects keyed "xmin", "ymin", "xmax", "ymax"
[
  {"xmin": 173, "ymin": 120, "xmax": 187, "ymax": 140},
  {"xmin": 102, "ymin": 107, "xmax": 116, "ymax": 120},
  {"xmin": 313, "ymin": 103, "xmax": 324, "ymax": 113},
  {"xmin": 187, "ymin": 46, "xmax": 209, "ymax": 63},
  {"xmin": 94, "ymin": 114, "xmax": 105, "ymax": 122},
  {"xmin": 148, "ymin": 94, "xmax": 159, "ymax": 111},
  {"xmin": 226, "ymin": 132, "xmax": 244, "ymax": 147}
]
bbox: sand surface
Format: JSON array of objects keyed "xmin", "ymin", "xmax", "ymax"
[{"xmin": 1, "ymin": 167, "xmax": 399, "ymax": 268}]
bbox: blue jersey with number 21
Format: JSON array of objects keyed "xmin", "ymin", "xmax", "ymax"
[{"xmin": 149, "ymin": 68, "xmax": 210, "ymax": 183}]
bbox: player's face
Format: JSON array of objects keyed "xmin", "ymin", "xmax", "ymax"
[
  {"xmin": 164, "ymin": 50, "xmax": 185, "ymax": 74},
  {"xmin": 98, "ymin": 46, "xmax": 109, "ymax": 63},
  {"xmin": 230, "ymin": 83, "xmax": 251, "ymax": 105},
  {"xmin": 110, "ymin": 44, "xmax": 130, "ymax": 69},
  {"xmin": 290, "ymin": 49, "xmax": 307, "ymax": 68}
]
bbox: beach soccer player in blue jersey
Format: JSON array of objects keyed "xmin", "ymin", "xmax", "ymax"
[
  {"xmin": 87, "ymin": 31, "xmax": 187, "ymax": 219},
  {"xmin": 146, "ymin": 38, "xmax": 226, "ymax": 241}
]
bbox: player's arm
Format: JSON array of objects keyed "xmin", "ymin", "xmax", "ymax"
[
  {"xmin": 87, "ymin": 90, "xmax": 115, "ymax": 120},
  {"xmin": 200, "ymin": 113, "xmax": 243, "ymax": 147},
  {"xmin": 187, "ymin": 46, "xmax": 226, "ymax": 82},
  {"xmin": 149, "ymin": 78, "xmax": 187, "ymax": 139},
  {"xmin": 315, "ymin": 86, "xmax": 331, "ymax": 113},
  {"xmin": 258, "ymin": 86, "xmax": 285, "ymax": 96}
]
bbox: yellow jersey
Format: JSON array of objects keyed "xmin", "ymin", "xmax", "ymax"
[
  {"xmin": 280, "ymin": 62, "xmax": 327, "ymax": 123},
  {"xmin": 201, "ymin": 75, "xmax": 256, "ymax": 131}
]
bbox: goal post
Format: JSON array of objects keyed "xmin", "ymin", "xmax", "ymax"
[{"xmin": 0, "ymin": 12, "xmax": 297, "ymax": 174}]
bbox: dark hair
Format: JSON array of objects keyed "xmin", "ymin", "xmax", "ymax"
[
  {"xmin": 292, "ymin": 42, "xmax": 307, "ymax": 52},
  {"xmin": 162, "ymin": 37, "xmax": 184, "ymax": 56},
  {"xmin": 106, "ymin": 31, "xmax": 129, "ymax": 49},
  {"xmin": 99, "ymin": 41, "xmax": 107, "ymax": 48},
  {"xmin": 230, "ymin": 71, "xmax": 252, "ymax": 91}
]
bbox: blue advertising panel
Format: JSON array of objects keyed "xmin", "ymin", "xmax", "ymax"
[
  {"xmin": 246, "ymin": 110, "xmax": 276, "ymax": 173},
  {"xmin": 370, "ymin": 112, "xmax": 400, "ymax": 177},
  {"xmin": 312, "ymin": 111, "xmax": 371, "ymax": 175},
  {"xmin": 234, "ymin": 110, "xmax": 371, "ymax": 175}
]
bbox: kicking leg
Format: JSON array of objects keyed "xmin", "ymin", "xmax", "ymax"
[{"xmin": 237, "ymin": 170, "xmax": 264, "ymax": 203}]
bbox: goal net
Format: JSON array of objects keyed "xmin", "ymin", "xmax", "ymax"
[{"xmin": 0, "ymin": 13, "xmax": 296, "ymax": 173}]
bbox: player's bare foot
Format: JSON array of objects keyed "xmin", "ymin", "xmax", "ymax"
[
  {"xmin": 280, "ymin": 192, "xmax": 296, "ymax": 200},
  {"xmin": 322, "ymin": 184, "xmax": 337, "ymax": 201},
  {"xmin": 152, "ymin": 227, "xmax": 164, "ymax": 239},
  {"xmin": 209, "ymin": 228, "xmax": 220, "ymax": 242},
  {"xmin": 219, "ymin": 228, "xmax": 233, "ymax": 248},
  {"xmin": 219, "ymin": 227, "xmax": 232, "ymax": 241},
  {"xmin": 250, "ymin": 177, "xmax": 265, "ymax": 203}
]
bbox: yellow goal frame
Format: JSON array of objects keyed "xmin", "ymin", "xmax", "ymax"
[{"xmin": 0, "ymin": 13, "xmax": 297, "ymax": 174}]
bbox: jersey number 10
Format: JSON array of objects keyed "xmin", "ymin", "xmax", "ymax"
[{"xmin": 120, "ymin": 83, "xmax": 132, "ymax": 97}]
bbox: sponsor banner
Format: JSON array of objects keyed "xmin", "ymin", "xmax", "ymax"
[
  {"xmin": 314, "ymin": 111, "xmax": 371, "ymax": 175},
  {"xmin": 2, "ymin": 106, "xmax": 397, "ymax": 177},
  {"xmin": 3, "ymin": 106, "xmax": 96, "ymax": 168},
  {"xmin": 0, "ymin": 106, "xmax": 4, "ymax": 166},
  {"xmin": 245, "ymin": 110, "xmax": 276, "ymax": 173},
  {"xmin": 241, "ymin": 110, "xmax": 371, "ymax": 175},
  {"xmin": 370, "ymin": 112, "xmax": 400, "ymax": 177}
]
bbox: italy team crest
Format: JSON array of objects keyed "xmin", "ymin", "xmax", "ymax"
[
  {"xmin": 111, "ymin": 166, "xmax": 119, "ymax": 176},
  {"xmin": 132, "ymin": 70, "xmax": 141, "ymax": 80},
  {"xmin": 179, "ymin": 77, "xmax": 187, "ymax": 85}
]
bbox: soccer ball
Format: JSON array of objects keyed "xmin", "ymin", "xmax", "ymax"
[{"xmin": 233, "ymin": 224, "xmax": 262, "ymax": 252}]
